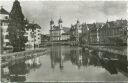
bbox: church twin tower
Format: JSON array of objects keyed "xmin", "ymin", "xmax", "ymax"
[
  {"xmin": 50, "ymin": 17, "xmax": 63, "ymax": 30},
  {"xmin": 49, "ymin": 17, "xmax": 64, "ymax": 41},
  {"xmin": 49, "ymin": 17, "xmax": 81, "ymax": 41}
]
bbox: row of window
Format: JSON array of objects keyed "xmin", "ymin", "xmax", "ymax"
[
  {"xmin": 1, "ymin": 22, "xmax": 8, "ymax": 26},
  {"xmin": 100, "ymin": 29, "xmax": 124, "ymax": 36}
]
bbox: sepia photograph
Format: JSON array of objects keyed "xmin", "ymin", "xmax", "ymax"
[{"xmin": 0, "ymin": 0, "xmax": 128, "ymax": 82}]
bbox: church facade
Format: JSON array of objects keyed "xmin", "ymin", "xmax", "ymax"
[{"xmin": 49, "ymin": 17, "xmax": 70, "ymax": 42}]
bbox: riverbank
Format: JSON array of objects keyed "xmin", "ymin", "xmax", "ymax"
[
  {"xmin": 42, "ymin": 42, "xmax": 127, "ymax": 56},
  {"xmin": 1, "ymin": 48, "xmax": 47, "ymax": 68},
  {"xmin": 81, "ymin": 45, "xmax": 127, "ymax": 56}
]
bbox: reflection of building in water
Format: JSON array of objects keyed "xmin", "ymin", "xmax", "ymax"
[
  {"xmin": 81, "ymin": 48, "xmax": 90, "ymax": 66},
  {"xmin": 69, "ymin": 47, "xmax": 128, "ymax": 75},
  {"xmin": 9, "ymin": 75, "xmax": 26, "ymax": 82},
  {"xmin": 70, "ymin": 47, "xmax": 96, "ymax": 68},
  {"xmin": 2, "ymin": 57, "xmax": 42, "ymax": 82},
  {"xmin": 5, "ymin": 62, "xmax": 28, "ymax": 82},
  {"xmin": 25, "ymin": 57, "xmax": 41, "ymax": 68},
  {"xmin": 69, "ymin": 47, "xmax": 83, "ymax": 69},
  {"xmin": 2, "ymin": 67, "xmax": 9, "ymax": 75},
  {"xmin": 89, "ymin": 50, "xmax": 128, "ymax": 75},
  {"xmin": 8, "ymin": 62, "xmax": 28, "ymax": 75},
  {"xmin": 50, "ymin": 45, "xmax": 64, "ymax": 70}
]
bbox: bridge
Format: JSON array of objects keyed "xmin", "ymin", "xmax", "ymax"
[{"xmin": 1, "ymin": 48, "xmax": 47, "ymax": 68}]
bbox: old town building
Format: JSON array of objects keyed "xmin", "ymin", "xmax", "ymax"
[
  {"xmin": 99, "ymin": 19, "xmax": 127, "ymax": 46},
  {"xmin": 25, "ymin": 22, "xmax": 41, "ymax": 49},
  {"xmin": 81, "ymin": 22, "xmax": 90, "ymax": 44},
  {"xmin": 89, "ymin": 23, "xmax": 104, "ymax": 45},
  {"xmin": 49, "ymin": 17, "xmax": 70, "ymax": 42},
  {"xmin": 0, "ymin": 6, "xmax": 10, "ymax": 48},
  {"xmin": 70, "ymin": 20, "xmax": 82, "ymax": 44}
]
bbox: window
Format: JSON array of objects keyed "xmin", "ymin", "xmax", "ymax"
[{"xmin": 5, "ymin": 16, "xmax": 8, "ymax": 19}]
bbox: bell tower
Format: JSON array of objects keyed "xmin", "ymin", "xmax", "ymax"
[
  {"xmin": 58, "ymin": 16, "xmax": 63, "ymax": 29},
  {"xmin": 58, "ymin": 17, "xmax": 63, "ymax": 40},
  {"xmin": 50, "ymin": 18, "xmax": 54, "ymax": 41},
  {"xmin": 50, "ymin": 18, "xmax": 54, "ymax": 30}
]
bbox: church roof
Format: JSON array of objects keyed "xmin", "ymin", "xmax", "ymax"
[
  {"xmin": 63, "ymin": 27, "xmax": 70, "ymax": 33},
  {"xmin": 0, "ymin": 7, "xmax": 9, "ymax": 14},
  {"xmin": 52, "ymin": 26, "xmax": 60, "ymax": 30}
]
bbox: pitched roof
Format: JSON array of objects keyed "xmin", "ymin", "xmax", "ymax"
[
  {"xmin": 63, "ymin": 27, "xmax": 70, "ymax": 33},
  {"xmin": 62, "ymin": 30, "xmax": 70, "ymax": 35},
  {"xmin": 0, "ymin": 7, "xmax": 9, "ymax": 14},
  {"xmin": 53, "ymin": 26, "xmax": 60, "ymax": 30}
]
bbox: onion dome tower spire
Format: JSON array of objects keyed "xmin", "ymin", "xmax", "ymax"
[
  {"xmin": 50, "ymin": 18, "xmax": 54, "ymax": 25},
  {"xmin": 58, "ymin": 16, "xmax": 63, "ymax": 24},
  {"xmin": 77, "ymin": 19, "xmax": 80, "ymax": 24}
]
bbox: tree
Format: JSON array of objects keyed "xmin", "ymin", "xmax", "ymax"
[{"xmin": 7, "ymin": 0, "xmax": 27, "ymax": 52}]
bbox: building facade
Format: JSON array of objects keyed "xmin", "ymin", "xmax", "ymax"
[
  {"xmin": 25, "ymin": 23, "xmax": 41, "ymax": 49},
  {"xmin": 80, "ymin": 19, "xmax": 127, "ymax": 46},
  {"xmin": 70, "ymin": 20, "xmax": 82, "ymax": 44},
  {"xmin": 81, "ymin": 23, "xmax": 90, "ymax": 44},
  {"xmin": 89, "ymin": 23, "xmax": 103, "ymax": 45},
  {"xmin": 49, "ymin": 17, "xmax": 70, "ymax": 42},
  {"xmin": 99, "ymin": 19, "xmax": 127, "ymax": 46},
  {"xmin": 0, "ymin": 6, "xmax": 10, "ymax": 48}
]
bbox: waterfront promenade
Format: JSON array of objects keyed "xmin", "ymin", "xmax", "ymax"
[
  {"xmin": 83, "ymin": 45, "xmax": 127, "ymax": 56},
  {"xmin": 1, "ymin": 48, "xmax": 47, "ymax": 68}
]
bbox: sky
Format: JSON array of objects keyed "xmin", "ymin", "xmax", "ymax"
[{"xmin": 0, "ymin": 0, "xmax": 128, "ymax": 34}]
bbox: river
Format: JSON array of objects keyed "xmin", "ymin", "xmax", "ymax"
[{"xmin": 1, "ymin": 45, "xmax": 128, "ymax": 82}]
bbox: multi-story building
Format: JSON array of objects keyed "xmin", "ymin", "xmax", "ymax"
[
  {"xmin": 61, "ymin": 32, "xmax": 70, "ymax": 41},
  {"xmin": 99, "ymin": 19, "xmax": 127, "ymax": 46},
  {"xmin": 49, "ymin": 17, "xmax": 70, "ymax": 42},
  {"xmin": 49, "ymin": 18, "xmax": 62, "ymax": 41},
  {"xmin": 89, "ymin": 23, "xmax": 104, "ymax": 45},
  {"xmin": 25, "ymin": 23, "xmax": 41, "ymax": 49},
  {"xmin": 81, "ymin": 19, "xmax": 127, "ymax": 46},
  {"xmin": 70, "ymin": 20, "xmax": 82, "ymax": 43},
  {"xmin": 40, "ymin": 34, "xmax": 50, "ymax": 46},
  {"xmin": 0, "ymin": 6, "xmax": 9, "ymax": 48},
  {"xmin": 81, "ymin": 22, "xmax": 90, "ymax": 44}
]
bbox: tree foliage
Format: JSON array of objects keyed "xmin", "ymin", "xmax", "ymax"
[{"xmin": 7, "ymin": 0, "xmax": 27, "ymax": 52}]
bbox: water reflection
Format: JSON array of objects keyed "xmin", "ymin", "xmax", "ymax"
[
  {"xmin": 49, "ymin": 46, "xmax": 128, "ymax": 75},
  {"xmin": 50, "ymin": 45, "xmax": 67, "ymax": 71},
  {"xmin": 2, "ymin": 57, "xmax": 41, "ymax": 82},
  {"xmin": 2, "ymin": 46, "xmax": 128, "ymax": 82}
]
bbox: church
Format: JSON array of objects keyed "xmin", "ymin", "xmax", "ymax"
[{"xmin": 49, "ymin": 17, "xmax": 70, "ymax": 42}]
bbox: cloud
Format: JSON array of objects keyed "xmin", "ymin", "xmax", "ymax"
[
  {"xmin": 1, "ymin": 1, "xmax": 127, "ymax": 34},
  {"xmin": 102, "ymin": 1, "xmax": 127, "ymax": 16}
]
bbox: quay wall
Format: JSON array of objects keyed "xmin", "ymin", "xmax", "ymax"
[
  {"xmin": 82, "ymin": 45, "xmax": 127, "ymax": 56},
  {"xmin": 41, "ymin": 41, "xmax": 127, "ymax": 56},
  {"xmin": 1, "ymin": 48, "xmax": 47, "ymax": 68}
]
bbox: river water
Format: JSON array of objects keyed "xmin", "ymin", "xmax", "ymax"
[{"xmin": 1, "ymin": 45, "xmax": 128, "ymax": 82}]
